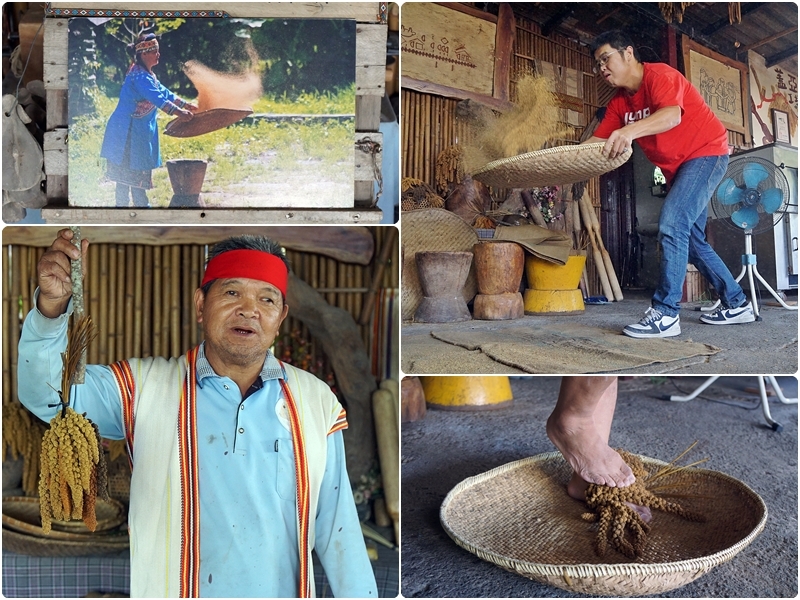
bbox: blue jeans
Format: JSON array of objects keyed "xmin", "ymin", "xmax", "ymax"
[{"xmin": 652, "ymin": 154, "xmax": 746, "ymax": 317}]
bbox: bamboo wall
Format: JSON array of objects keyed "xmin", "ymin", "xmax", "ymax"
[{"xmin": 2, "ymin": 227, "xmax": 399, "ymax": 409}]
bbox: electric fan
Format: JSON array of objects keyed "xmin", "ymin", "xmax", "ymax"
[{"xmin": 707, "ymin": 156, "xmax": 796, "ymax": 318}]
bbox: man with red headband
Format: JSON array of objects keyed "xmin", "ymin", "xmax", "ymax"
[{"xmin": 17, "ymin": 229, "xmax": 379, "ymax": 599}]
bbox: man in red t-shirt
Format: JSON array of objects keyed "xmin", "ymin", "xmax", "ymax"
[{"xmin": 585, "ymin": 30, "xmax": 752, "ymax": 338}]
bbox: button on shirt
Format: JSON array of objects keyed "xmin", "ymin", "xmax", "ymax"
[{"xmin": 17, "ymin": 302, "xmax": 377, "ymax": 598}]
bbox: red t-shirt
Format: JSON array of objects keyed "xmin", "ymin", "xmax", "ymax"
[{"xmin": 592, "ymin": 62, "xmax": 728, "ymax": 182}]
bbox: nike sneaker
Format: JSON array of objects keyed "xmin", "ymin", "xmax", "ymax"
[
  {"xmin": 623, "ymin": 307, "xmax": 681, "ymax": 338},
  {"xmin": 699, "ymin": 301, "xmax": 756, "ymax": 325}
]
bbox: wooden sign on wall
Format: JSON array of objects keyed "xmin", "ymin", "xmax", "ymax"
[{"xmin": 401, "ymin": 2, "xmax": 496, "ymax": 97}]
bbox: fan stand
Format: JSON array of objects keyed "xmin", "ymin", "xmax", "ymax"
[
  {"xmin": 669, "ymin": 375, "xmax": 797, "ymax": 432},
  {"xmin": 701, "ymin": 229, "xmax": 798, "ymax": 319}
]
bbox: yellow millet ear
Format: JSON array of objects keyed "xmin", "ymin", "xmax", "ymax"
[{"xmin": 38, "ymin": 408, "xmax": 107, "ymax": 534}]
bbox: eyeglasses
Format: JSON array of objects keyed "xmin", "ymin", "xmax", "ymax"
[{"xmin": 594, "ymin": 49, "xmax": 623, "ymax": 70}]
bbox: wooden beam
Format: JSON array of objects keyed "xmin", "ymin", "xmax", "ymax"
[
  {"xmin": 493, "ymin": 3, "xmax": 515, "ymax": 103},
  {"xmin": 49, "ymin": 2, "xmax": 382, "ymax": 21},
  {"xmin": 38, "ymin": 207, "xmax": 383, "ymax": 225},
  {"xmin": 2, "ymin": 226, "xmax": 376, "ymax": 264},
  {"xmin": 740, "ymin": 26, "xmax": 798, "ymax": 53},
  {"xmin": 766, "ymin": 45, "xmax": 799, "ymax": 68},
  {"xmin": 402, "ymin": 76, "xmax": 515, "ymax": 113},
  {"xmin": 701, "ymin": 2, "xmax": 766, "ymax": 36}
]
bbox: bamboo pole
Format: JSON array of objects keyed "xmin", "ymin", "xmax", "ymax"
[
  {"xmin": 124, "ymin": 245, "xmax": 135, "ymax": 359},
  {"xmin": 152, "ymin": 246, "xmax": 162, "ymax": 358},
  {"xmin": 106, "ymin": 245, "xmax": 118, "ymax": 363},
  {"xmin": 133, "ymin": 245, "xmax": 144, "ymax": 358},
  {"xmin": 115, "ymin": 245, "xmax": 126, "ymax": 361},
  {"xmin": 358, "ymin": 227, "xmax": 397, "ymax": 325},
  {"xmin": 142, "ymin": 245, "xmax": 153, "ymax": 357},
  {"xmin": 171, "ymin": 245, "xmax": 181, "ymax": 358},
  {"xmin": 161, "ymin": 246, "xmax": 172, "ymax": 358},
  {"xmin": 181, "ymin": 245, "xmax": 192, "ymax": 354},
  {"xmin": 97, "ymin": 245, "xmax": 108, "ymax": 365},
  {"xmin": 10, "ymin": 247, "xmax": 21, "ymax": 405},
  {"xmin": 87, "ymin": 244, "xmax": 100, "ymax": 364},
  {"xmin": 3, "ymin": 246, "xmax": 11, "ymax": 406}
]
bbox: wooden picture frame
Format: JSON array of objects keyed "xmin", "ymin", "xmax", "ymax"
[
  {"xmin": 39, "ymin": 3, "xmax": 388, "ymax": 224},
  {"xmin": 772, "ymin": 109, "xmax": 791, "ymax": 145},
  {"xmin": 400, "ymin": 2, "xmax": 515, "ymax": 111},
  {"xmin": 681, "ymin": 35, "xmax": 750, "ymax": 139}
]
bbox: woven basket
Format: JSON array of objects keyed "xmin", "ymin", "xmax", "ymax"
[
  {"xmin": 441, "ymin": 452, "xmax": 767, "ymax": 597},
  {"xmin": 3, "ymin": 496, "xmax": 126, "ymax": 539},
  {"xmin": 164, "ymin": 107, "xmax": 253, "ymax": 138},
  {"xmin": 401, "ymin": 208, "xmax": 478, "ymax": 321},
  {"xmin": 2, "ymin": 526, "xmax": 130, "ymax": 557},
  {"xmin": 472, "ymin": 143, "xmax": 631, "ymax": 189}
]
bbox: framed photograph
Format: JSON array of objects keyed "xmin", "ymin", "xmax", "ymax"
[
  {"xmin": 681, "ymin": 35, "xmax": 750, "ymax": 139},
  {"xmin": 772, "ymin": 109, "xmax": 791, "ymax": 144},
  {"xmin": 67, "ymin": 16, "xmax": 356, "ymax": 209}
]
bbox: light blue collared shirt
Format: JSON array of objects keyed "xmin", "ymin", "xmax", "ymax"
[{"xmin": 16, "ymin": 296, "xmax": 377, "ymax": 598}]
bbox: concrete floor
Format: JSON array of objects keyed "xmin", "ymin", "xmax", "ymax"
[
  {"xmin": 400, "ymin": 376, "xmax": 798, "ymax": 598},
  {"xmin": 402, "ymin": 291, "xmax": 798, "ymax": 375}
]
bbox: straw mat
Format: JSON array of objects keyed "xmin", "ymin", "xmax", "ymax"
[
  {"xmin": 473, "ymin": 143, "xmax": 631, "ymax": 189},
  {"xmin": 401, "ymin": 209, "xmax": 478, "ymax": 321},
  {"xmin": 430, "ymin": 322, "xmax": 719, "ymax": 373},
  {"xmin": 441, "ymin": 452, "xmax": 766, "ymax": 597},
  {"xmin": 164, "ymin": 107, "xmax": 253, "ymax": 137}
]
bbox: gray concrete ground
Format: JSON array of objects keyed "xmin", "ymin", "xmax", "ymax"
[
  {"xmin": 400, "ymin": 376, "xmax": 798, "ymax": 598},
  {"xmin": 402, "ymin": 291, "xmax": 798, "ymax": 375}
]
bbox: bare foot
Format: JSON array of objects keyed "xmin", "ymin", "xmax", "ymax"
[
  {"xmin": 546, "ymin": 413, "xmax": 636, "ymax": 488},
  {"xmin": 567, "ymin": 472, "xmax": 589, "ymax": 501}
]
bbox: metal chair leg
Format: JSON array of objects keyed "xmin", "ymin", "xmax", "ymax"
[
  {"xmin": 757, "ymin": 376, "xmax": 782, "ymax": 432},
  {"xmin": 668, "ymin": 376, "xmax": 794, "ymax": 431},
  {"xmin": 668, "ymin": 376, "xmax": 720, "ymax": 402}
]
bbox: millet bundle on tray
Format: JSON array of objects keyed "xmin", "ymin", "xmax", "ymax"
[{"xmin": 582, "ymin": 448, "xmax": 706, "ymax": 559}]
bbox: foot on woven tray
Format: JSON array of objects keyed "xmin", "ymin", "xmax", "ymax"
[
  {"xmin": 567, "ymin": 472, "xmax": 653, "ymax": 522},
  {"xmin": 546, "ymin": 415, "xmax": 636, "ymax": 492}
]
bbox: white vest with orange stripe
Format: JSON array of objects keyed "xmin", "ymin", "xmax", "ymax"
[{"xmin": 109, "ymin": 347, "xmax": 346, "ymax": 598}]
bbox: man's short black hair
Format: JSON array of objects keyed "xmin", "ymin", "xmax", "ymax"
[
  {"xmin": 591, "ymin": 30, "xmax": 641, "ymax": 63},
  {"xmin": 201, "ymin": 235, "xmax": 290, "ymax": 294}
]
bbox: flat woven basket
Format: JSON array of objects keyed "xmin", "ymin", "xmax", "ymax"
[
  {"xmin": 2, "ymin": 526, "xmax": 130, "ymax": 557},
  {"xmin": 441, "ymin": 452, "xmax": 767, "ymax": 597},
  {"xmin": 164, "ymin": 107, "xmax": 253, "ymax": 138},
  {"xmin": 2, "ymin": 496, "xmax": 126, "ymax": 539},
  {"xmin": 472, "ymin": 143, "xmax": 631, "ymax": 189},
  {"xmin": 401, "ymin": 208, "xmax": 478, "ymax": 321}
]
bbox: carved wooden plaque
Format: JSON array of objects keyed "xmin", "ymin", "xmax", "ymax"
[{"xmin": 401, "ymin": 2, "xmax": 496, "ymax": 97}]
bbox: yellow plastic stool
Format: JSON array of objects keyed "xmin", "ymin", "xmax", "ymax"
[{"xmin": 421, "ymin": 376, "xmax": 513, "ymax": 411}]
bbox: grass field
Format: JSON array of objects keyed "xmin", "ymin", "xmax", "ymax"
[{"xmin": 68, "ymin": 86, "xmax": 356, "ymax": 208}]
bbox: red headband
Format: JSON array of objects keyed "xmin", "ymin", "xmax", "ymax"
[{"xmin": 201, "ymin": 249, "xmax": 288, "ymax": 295}]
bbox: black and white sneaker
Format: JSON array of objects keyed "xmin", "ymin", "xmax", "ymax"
[
  {"xmin": 623, "ymin": 307, "xmax": 681, "ymax": 338},
  {"xmin": 699, "ymin": 301, "xmax": 755, "ymax": 325}
]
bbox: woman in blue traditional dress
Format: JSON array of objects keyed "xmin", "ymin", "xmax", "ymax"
[{"xmin": 100, "ymin": 33, "xmax": 197, "ymax": 207}]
